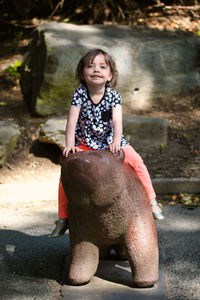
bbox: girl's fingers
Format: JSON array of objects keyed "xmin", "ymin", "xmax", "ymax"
[
  {"xmin": 107, "ymin": 144, "xmax": 120, "ymax": 154},
  {"xmin": 63, "ymin": 146, "xmax": 83, "ymax": 157}
]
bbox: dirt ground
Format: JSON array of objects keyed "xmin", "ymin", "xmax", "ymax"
[{"xmin": 0, "ymin": 18, "xmax": 200, "ymax": 186}]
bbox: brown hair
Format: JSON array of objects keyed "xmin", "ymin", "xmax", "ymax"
[{"xmin": 75, "ymin": 49, "xmax": 118, "ymax": 87}]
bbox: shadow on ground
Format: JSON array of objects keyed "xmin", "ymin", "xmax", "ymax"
[
  {"xmin": 0, "ymin": 229, "xmax": 69, "ymax": 299},
  {"xmin": 30, "ymin": 140, "xmax": 62, "ymax": 164}
]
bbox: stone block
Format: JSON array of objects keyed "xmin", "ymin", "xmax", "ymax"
[
  {"xmin": 38, "ymin": 115, "xmax": 167, "ymax": 156},
  {"xmin": 123, "ymin": 115, "xmax": 167, "ymax": 155},
  {"xmin": 20, "ymin": 23, "xmax": 200, "ymax": 116},
  {"xmin": 0, "ymin": 121, "xmax": 20, "ymax": 167}
]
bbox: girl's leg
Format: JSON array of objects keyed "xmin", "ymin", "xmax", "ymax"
[
  {"xmin": 49, "ymin": 178, "xmax": 69, "ymax": 237},
  {"xmin": 123, "ymin": 145, "xmax": 164, "ymax": 220},
  {"xmin": 58, "ymin": 177, "xmax": 68, "ymax": 219}
]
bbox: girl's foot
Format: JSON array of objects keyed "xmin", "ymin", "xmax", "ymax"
[
  {"xmin": 48, "ymin": 218, "xmax": 69, "ymax": 238},
  {"xmin": 151, "ymin": 200, "xmax": 165, "ymax": 220}
]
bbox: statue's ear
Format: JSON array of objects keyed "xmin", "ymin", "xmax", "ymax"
[
  {"xmin": 60, "ymin": 151, "xmax": 75, "ymax": 165},
  {"xmin": 113, "ymin": 149, "xmax": 125, "ymax": 163},
  {"xmin": 60, "ymin": 154, "xmax": 65, "ymax": 165}
]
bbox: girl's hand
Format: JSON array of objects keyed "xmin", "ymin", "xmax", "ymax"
[
  {"xmin": 63, "ymin": 146, "xmax": 82, "ymax": 157},
  {"xmin": 107, "ymin": 142, "xmax": 121, "ymax": 154}
]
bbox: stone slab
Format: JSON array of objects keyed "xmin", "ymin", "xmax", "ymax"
[
  {"xmin": 20, "ymin": 23, "xmax": 200, "ymax": 116},
  {"xmin": 61, "ymin": 249, "xmax": 168, "ymax": 300},
  {"xmin": 152, "ymin": 177, "xmax": 200, "ymax": 194},
  {"xmin": 123, "ymin": 115, "xmax": 167, "ymax": 154},
  {"xmin": 38, "ymin": 115, "xmax": 167, "ymax": 156},
  {"xmin": 0, "ymin": 120, "xmax": 20, "ymax": 167}
]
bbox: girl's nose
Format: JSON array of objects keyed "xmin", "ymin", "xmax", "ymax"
[{"xmin": 94, "ymin": 65, "xmax": 100, "ymax": 72}]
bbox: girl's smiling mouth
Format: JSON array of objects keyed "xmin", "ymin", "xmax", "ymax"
[{"xmin": 91, "ymin": 75, "xmax": 102, "ymax": 78}]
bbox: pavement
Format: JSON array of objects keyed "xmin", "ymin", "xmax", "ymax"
[{"xmin": 0, "ymin": 177, "xmax": 200, "ymax": 300}]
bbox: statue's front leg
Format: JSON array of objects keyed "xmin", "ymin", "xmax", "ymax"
[
  {"xmin": 124, "ymin": 218, "xmax": 159, "ymax": 287},
  {"xmin": 69, "ymin": 233, "xmax": 99, "ymax": 285}
]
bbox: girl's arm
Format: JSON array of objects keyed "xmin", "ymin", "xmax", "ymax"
[
  {"xmin": 63, "ymin": 105, "xmax": 81, "ymax": 157},
  {"xmin": 108, "ymin": 105, "xmax": 123, "ymax": 153}
]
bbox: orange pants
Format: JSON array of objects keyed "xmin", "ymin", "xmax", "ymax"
[{"xmin": 58, "ymin": 144, "xmax": 156, "ymax": 219}]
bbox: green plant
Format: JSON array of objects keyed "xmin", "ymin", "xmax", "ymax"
[
  {"xmin": 16, "ymin": 31, "xmax": 24, "ymax": 40},
  {"xmin": 4, "ymin": 61, "xmax": 22, "ymax": 78},
  {"xmin": 159, "ymin": 143, "xmax": 165, "ymax": 153}
]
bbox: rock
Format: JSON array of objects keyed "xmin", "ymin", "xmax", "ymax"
[
  {"xmin": 0, "ymin": 121, "xmax": 21, "ymax": 167},
  {"xmin": 38, "ymin": 115, "xmax": 167, "ymax": 156},
  {"xmin": 20, "ymin": 22, "xmax": 200, "ymax": 116},
  {"xmin": 39, "ymin": 116, "xmax": 66, "ymax": 150},
  {"xmin": 152, "ymin": 177, "xmax": 200, "ymax": 194},
  {"xmin": 123, "ymin": 115, "xmax": 167, "ymax": 155}
]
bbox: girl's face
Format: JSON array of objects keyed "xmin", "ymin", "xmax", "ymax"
[{"xmin": 82, "ymin": 54, "xmax": 113, "ymax": 89}]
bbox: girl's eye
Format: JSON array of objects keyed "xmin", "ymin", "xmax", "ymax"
[
  {"xmin": 88, "ymin": 64, "xmax": 94, "ymax": 68},
  {"xmin": 101, "ymin": 65, "xmax": 106, "ymax": 69}
]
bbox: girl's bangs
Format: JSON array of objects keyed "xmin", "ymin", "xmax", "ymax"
[{"xmin": 84, "ymin": 51, "xmax": 110, "ymax": 66}]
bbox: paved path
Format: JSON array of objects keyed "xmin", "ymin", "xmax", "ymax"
[
  {"xmin": 0, "ymin": 179, "xmax": 200, "ymax": 299},
  {"xmin": 61, "ymin": 250, "xmax": 167, "ymax": 300}
]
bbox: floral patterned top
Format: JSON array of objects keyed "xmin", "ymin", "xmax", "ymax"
[{"xmin": 71, "ymin": 86, "xmax": 128, "ymax": 150}]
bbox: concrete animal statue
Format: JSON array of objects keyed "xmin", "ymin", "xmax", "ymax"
[{"xmin": 61, "ymin": 149, "xmax": 158, "ymax": 287}]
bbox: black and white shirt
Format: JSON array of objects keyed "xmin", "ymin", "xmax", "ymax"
[{"xmin": 71, "ymin": 86, "xmax": 128, "ymax": 150}]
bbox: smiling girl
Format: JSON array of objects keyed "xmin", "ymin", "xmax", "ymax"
[{"xmin": 49, "ymin": 49, "xmax": 164, "ymax": 238}]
